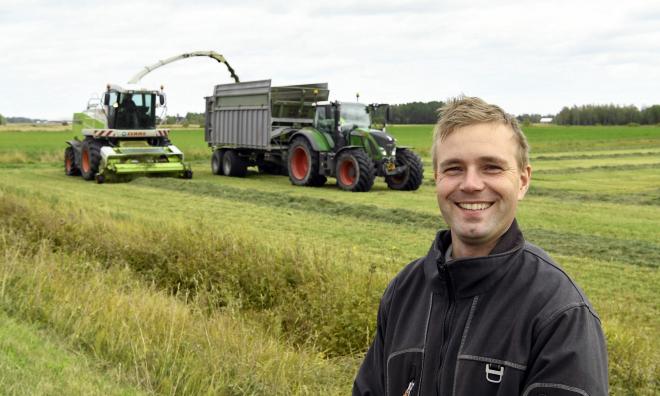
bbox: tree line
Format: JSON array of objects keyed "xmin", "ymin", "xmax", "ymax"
[{"xmin": 554, "ymin": 104, "xmax": 660, "ymax": 125}]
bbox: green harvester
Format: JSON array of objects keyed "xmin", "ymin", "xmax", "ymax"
[{"xmin": 65, "ymin": 84, "xmax": 192, "ymax": 183}]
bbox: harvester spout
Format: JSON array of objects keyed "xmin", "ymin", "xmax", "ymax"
[{"xmin": 127, "ymin": 50, "xmax": 240, "ymax": 84}]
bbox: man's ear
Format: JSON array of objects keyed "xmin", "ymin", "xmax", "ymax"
[{"xmin": 518, "ymin": 165, "xmax": 532, "ymax": 200}]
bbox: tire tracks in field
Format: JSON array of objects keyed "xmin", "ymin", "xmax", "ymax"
[{"xmin": 133, "ymin": 178, "xmax": 660, "ymax": 268}]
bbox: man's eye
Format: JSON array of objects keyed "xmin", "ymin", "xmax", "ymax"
[
  {"xmin": 443, "ymin": 167, "xmax": 462, "ymax": 175},
  {"xmin": 484, "ymin": 165, "xmax": 503, "ymax": 173}
]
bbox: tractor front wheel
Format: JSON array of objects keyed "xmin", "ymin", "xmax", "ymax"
[
  {"xmin": 211, "ymin": 149, "xmax": 224, "ymax": 175},
  {"xmin": 287, "ymin": 137, "xmax": 326, "ymax": 186},
  {"xmin": 64, "ymin": 146, "xmax": 80, "ymax": 176},
  {"xmin": 222, "ymin": 150, "xmax": 247, "ymax": 177},
  {"xmin": 80, "ymin": 139, "xmax": 102, "ymax": 181},
  {"xmin": 335, "ymin": 149, "xmax": 375, "ymax": 192},
  {"xmin": 385, "ymin": 148, "xmax": 424, "ymax": 191}
]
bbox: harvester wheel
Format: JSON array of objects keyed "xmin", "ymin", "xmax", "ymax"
[
  {"xmin": 211, "ymin": 149, "xmax": 224, "ymax": 175},
  {"xmin": 222, "ymin": 150, "xmax": 247, "ymax": 177},
  {"xmin": 80, "ymin": 139, "xmax": 103, "ymax": 181},
  {"xmin": 182, "ymin": 169, "xmax": 193, "ymax": 179},
  {"xmin": 64, "ymin": 146, "xmax": 80, "ymax": 176},
  {"xmin": 95, "ymin": 174, "xmax": 106, "ymax": 184},
  {"xmin": 385, "ymin": 148, "xmax": 424, "ymax": 191},
  {"xmin": 288, "ymin": 137, "xmax": 325, "ymax": 187},
  {"xmin": 335, "ymin": 149, "xmax": 375, "ymax": 192}
]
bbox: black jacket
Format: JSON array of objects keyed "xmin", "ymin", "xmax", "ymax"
[{"xmin": 353, "ymin": 220, "xmax": 608, "ymax": 396}]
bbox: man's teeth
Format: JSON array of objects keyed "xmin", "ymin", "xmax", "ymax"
[{"xmin": 458, "ymin": 202, "xmax": 492, "ymax": 210}]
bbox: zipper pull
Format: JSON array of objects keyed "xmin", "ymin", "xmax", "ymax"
[{"xmin": 403, "ymin": 380, "xmax": 415, "ymax": 396}]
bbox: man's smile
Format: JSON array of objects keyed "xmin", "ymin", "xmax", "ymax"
[{"xmin": 455, "ymin": 202, "xmax": 494, "ymax": 211}]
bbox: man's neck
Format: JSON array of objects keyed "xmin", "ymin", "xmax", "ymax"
[{"xmin": 450, "ymin": 238, "xmax": 499, "ymax": 259}]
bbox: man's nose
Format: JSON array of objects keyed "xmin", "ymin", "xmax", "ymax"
[{"xmin": 460, "ymin": 167, "xmax": 484, "ymax": 192}]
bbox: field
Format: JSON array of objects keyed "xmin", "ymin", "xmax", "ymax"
[{"xmin": 0, "ymin": 124, "xmax": 658, "ymax": 394}]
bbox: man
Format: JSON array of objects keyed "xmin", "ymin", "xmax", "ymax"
[{"xmin": 353, "ymin": 97, "xmax": 608, "ymax": 395}]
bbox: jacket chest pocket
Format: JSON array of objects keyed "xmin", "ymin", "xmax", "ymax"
[
  {"xmin": 386, "ymin": 349, "xmax": 423, "ymax": 396},
  {"xmin": 453, "ymin": 355, "xmax": 526, "ymax": 395}
]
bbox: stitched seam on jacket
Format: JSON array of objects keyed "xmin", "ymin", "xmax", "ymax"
[
  {"xmin": 522, "ymin": 382, "xmax": 589, "ymax": 396},
  {"xmin": 386, "ymin": 348, "xmax": 424, "ymax": 396},
  {"xmin": 417, "ymin": 293, "xmax": 433, "ymax": 395},
  {"xmin": 536, "ymin": 303, "xmax": 588, "ymax": 335},
  {"xmin": 523, "ymin": 246, "xmax": 601, "ymax": 321},
  {"xmin": 458, "ymin": 355, "xmax": 527, "ymax": 371},
  {"xmin": 451, "ymin": 296, "xmax": 479, "ymax": 396}
]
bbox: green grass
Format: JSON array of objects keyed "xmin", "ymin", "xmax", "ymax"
[
  {"xmin": 0, "ymin": 124, "xmax": 658, "ymax": 394},
  {"xmin": 0, "ymin": 309, "xmax": 144, "ymax": 395}
]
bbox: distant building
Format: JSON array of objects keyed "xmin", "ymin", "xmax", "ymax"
[{"xmin": 540, "ymin": 117, "xmax": 553, "ymax": 124}]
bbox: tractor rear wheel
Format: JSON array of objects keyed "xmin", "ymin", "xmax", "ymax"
[
  {"xmin": 211, "ymin": 149, "xmax": 224, "ymax": 175},
  {"xmin": 335, "ymin": 149, "xmax": 375, "ymax": 192},
  {"xmin": 64, "ymin": 146, "xmax": 80, "ymax": 176},
  {"xmin": 386, "ymin": 148, "xmax": 424, "ymax": 191},
  {"xmin": 222, "ymin": 150, "xmax": 247, "ymax": 177},
  {"xmin": 80, "ymin": 139, "xmax": 102, "ymax": 181},
  {"xmin": 288, "ymin": 137, "xmax": 326, "ymax": 186}
]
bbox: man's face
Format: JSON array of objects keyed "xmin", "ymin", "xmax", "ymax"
[{"xmin": 434, "ymin": 122, "xmax": 531, "ymax": 254}]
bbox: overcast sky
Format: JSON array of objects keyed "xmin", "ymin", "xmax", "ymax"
[{"xmin": 1, "ymin": 0, "xmax": 659, "ymax": 120}]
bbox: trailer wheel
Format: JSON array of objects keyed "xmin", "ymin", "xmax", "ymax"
[
  {"xmin": 222, "ymin": 150, "xmax": 247, "ymax": 177},
  {"xmin": 335, "ymin": 149, "xmax": 375, "ymax": 192},
  {"xmin": 81, "ymin": 139, "xmax": 103, "ymax": 181},
  {"xmin": 288, "ymin": 137, "xmax": 325, "ymax": 186},
  {"xmin": 64, "ymin": 146, "xmax": 80, "ymax": 176},
  {"xmin": 385, "ymin": 148, "xmax": 424, "ymax": 191},
  {"xmin": 211, "ymin": 149, "xmax": 224, "ymax": 175}
]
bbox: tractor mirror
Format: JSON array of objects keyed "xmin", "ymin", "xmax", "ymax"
[
  {"xmin": 103, "ymin": 93, "xmax": 110, "ymax": 106},
  {"xmin": 159, "ymin": 94, "xmax": 166, "ymax": 106}
]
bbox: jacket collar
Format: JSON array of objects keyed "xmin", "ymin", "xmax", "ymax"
[{"xmin": 423, "ymin": 219, "xmax": 525, "ymax": 297}]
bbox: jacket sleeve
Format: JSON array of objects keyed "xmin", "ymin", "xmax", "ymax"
[
  {"xmin": 353, "ymin": 278, "xmax": 397, "ymax": 396},
  {"xmin": 522, "ymin": 304, "xmax": 609, "ymax": 396}
]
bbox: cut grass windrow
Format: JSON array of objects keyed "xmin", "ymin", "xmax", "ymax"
[
  {"xmin": 528, "ymin": 186, "xmax": 660, "ymax": 206},
  {"xmin": 0, "ymin": 228, "xmax": 354, "ymax": 395},
  {"xmin": 0, "ymin": 192, "xmax": 389, "ymax": 357},
  {"xmin": 533, "ymin": 162, "xmax": 660, "ymax": 175},
  {"xmin": 131, "ymin": 178, "xmax": 660, "ymax": 268}
]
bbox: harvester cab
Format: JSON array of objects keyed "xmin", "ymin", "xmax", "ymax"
[
  {"xmin": 103, "ymin": 86, "xmax": 166, "ymax": 130},
  {"xmin": 65, "ymin": 84, "xmax": 192, "ymax": 183}
]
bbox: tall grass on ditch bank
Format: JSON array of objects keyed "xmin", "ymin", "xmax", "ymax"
[
  {"xmin": 0, "ymin": 189, "xmax": 391, "ymax": 357},
  {"xmin": 0, "ymin": 228, "xmax": 354, "ymax": 394}
]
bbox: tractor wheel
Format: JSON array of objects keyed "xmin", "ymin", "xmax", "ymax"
[
  {"xmin": 211, "ymin": 149, "xmax": 224, "ymax": 175},
  {"xmin": 222, "ymin": 150, "xmax": 247, "ymax": 177},
  {"xmin": 386, "ymin": 148, "xmax": 424, "ymax": 191},
  {"xmin": 64, "ymin": 146, "xmax": 80, "ymax": 176},
  {"xmin": 335, "ymin": 149, "xmax": 375, "ymax": 192},
  {"xmin": 80, "ymin": 139, "xmax": 103, "ymax": 181},
  {"xmin": 288, "ymin": 137, "xmax": 326, "ymax": 187}
]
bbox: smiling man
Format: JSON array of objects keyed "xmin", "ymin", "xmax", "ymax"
[{"xmin": 353, "ymin": 97, "xmax": 608, "ymax": 396}]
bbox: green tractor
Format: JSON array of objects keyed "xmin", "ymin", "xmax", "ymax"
[
  {"xmin": 286, "ymin": 101, "xmax": 424, "ymax": 191},
  {"xmin": 206, "ymin": 80, "xmax": 424, "ymax": 192},
  {"xmin": 65, "ymin": 84, "xmax": 192, "ymax": 183}
]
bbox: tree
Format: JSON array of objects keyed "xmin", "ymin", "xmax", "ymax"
[{"xmin": 0, "ymin": 113, "xmax": 5, "ymax": 125}]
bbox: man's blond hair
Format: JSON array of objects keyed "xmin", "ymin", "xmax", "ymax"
[{"xmin": 431, "ymin": 96, "xmax": 530, "ymax": 172}]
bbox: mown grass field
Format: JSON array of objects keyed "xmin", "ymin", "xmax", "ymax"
[{"xmin": 0, "ymin": 124, "xmax": 658, "ymax": 395}]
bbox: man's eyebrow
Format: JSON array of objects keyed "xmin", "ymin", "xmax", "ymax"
[
  {"xmin": 479, "ymin": 156, "xmax": 509, "ymax": 165},
  {"xmin": 438, "ymin": 158, "xmax": 462, "ymax": 168}
]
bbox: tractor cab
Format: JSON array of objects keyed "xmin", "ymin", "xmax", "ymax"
[
  {"xmin": 314, "ymin": 101, "xmax": 392, "ymax": 151},
  {"xmin": 103, "ymin": 85, "xmax": 166, "ymax": 130}
]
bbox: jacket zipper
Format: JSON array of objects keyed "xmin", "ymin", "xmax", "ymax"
[{"xmin": 437, "ymin": 262, "xmax": 455, "ymax": 394}]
